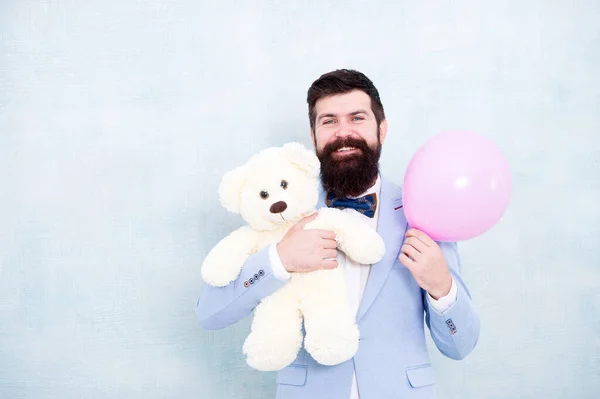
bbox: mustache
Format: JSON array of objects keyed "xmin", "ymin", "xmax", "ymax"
[{"xmin": 320, "ymin": 137, "xmax": 371, "ymax": 158}]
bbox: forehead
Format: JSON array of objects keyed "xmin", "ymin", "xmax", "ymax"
[{"xmin": 314, "ymin": 90, "xmax": 373, "ymax": 116}]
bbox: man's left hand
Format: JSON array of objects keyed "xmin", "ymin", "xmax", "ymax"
[{"xmin": 399, "ymin": 228, "xmax": 452, "ymax": 300}]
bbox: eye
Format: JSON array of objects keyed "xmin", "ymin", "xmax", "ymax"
[
  {"xmin": 280, "ymin": 180, "xmax": 288, "ymax": 189},
  {"xmin": 352, "ymin": 116, "xmax": 365, "ymax": 121},
  {"xmin": 259, "ymin": 191, "xmax": 269, "ymax": 199},
  {"xmin": 323, "ymin": 119, "xmax": 335, "ymax": 125}
]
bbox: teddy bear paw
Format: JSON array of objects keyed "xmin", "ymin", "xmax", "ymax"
[
  {"xmin": 201, "ymin": 260, "xmax": 240, "ymax": 287},
  {"xmin": 340, "ymin": 229, "xmax": 386, "ymax": 265},
  {"xmin": 304, "ymin": 324, "xmax": 360, "ymax": 366},
  {"xmin": 243, "ymin": 330, "xmax": 303, "ymax": 371}
]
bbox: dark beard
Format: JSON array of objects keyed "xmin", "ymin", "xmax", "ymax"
[{"xmin": 317, "ymin": 136, "xmax": 381, "ymax": 198}]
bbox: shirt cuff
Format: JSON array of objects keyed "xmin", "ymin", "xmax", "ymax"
[
  {"xmin": 269, "ymin": 244, "xmax": 291, "ymax": 281},
  {"xmin": 427, "ymin": 277, "xmax": 457, "ymax": 313}
]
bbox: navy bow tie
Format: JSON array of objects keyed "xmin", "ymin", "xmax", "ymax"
[{"xmin": 326, "ymin": 193, "xmax": 377, "ymax": 218}]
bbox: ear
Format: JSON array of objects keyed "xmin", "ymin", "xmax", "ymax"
[
  {"xmin": 282, "ymin": 142, "xmax": 320, "ymax": 178},
  {"xmin": 310, "ymin": 128, "xmax": 317, "ymax": 150},
  {"xmin": 379, "ymin": 119, "xmax": 388, "ymax": 145},
  {"xmin": 218, "ymin": 164, "xmax": 248, "ymax": 213}
]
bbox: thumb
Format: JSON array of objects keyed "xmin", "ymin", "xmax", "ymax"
[{"xmin": 294, "ymin": 212, "xmax": 318, "ymax": 230}]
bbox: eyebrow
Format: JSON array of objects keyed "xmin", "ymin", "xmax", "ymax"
[{"xmin": 317, "ymin": 110, "xmax": 369, "ymax": 122}]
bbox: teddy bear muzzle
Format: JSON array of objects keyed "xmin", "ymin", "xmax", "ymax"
[{"xmin": 269, "ymin": 201, "xmax": 288, "ymax": 214}]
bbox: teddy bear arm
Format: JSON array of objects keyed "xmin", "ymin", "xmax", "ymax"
[
  {"xmin": 310, "ymin": 208, "xmax": 386, "ymax": 265},
  {"xmin": 201, "ymin": 227, "xmax": 262, "ymax": 286},
  {"xmin": 303, "ymin": 207, "xmax": 343, "ymax": 235}
]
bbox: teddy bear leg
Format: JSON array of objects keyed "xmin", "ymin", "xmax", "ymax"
[
  {"xmin": 297, "ymin": 268, "xmax": 360, "ymax": 366},
  {"xmin": 242, "ymin": 284, "xmax": 303, "ymax": 371}
]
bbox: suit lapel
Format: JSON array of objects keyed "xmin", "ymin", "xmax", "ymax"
[{"xmin": 356, "ymin": 177, "xmax": 408, "ymax": 323}]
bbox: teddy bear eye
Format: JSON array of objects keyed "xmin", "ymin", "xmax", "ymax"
[
  {"xmin": 280, "ymin": 180, "xmax": 288, "ymax": 190},
  {"xmin": 259, "ymin": 191, "xmax": 269, "ymax": 199}
]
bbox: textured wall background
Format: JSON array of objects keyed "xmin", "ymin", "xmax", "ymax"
[{"xmin": 1, "ymin": 1, "xmax": 599, "ymax": 398}]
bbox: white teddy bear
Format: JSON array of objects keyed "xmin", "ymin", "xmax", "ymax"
[{"xmin": 201, "ymin": 142, "xmax": 386, "ymax": 371}]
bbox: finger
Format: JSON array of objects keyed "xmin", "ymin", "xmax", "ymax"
[
  {"xmin": 401, "ymin": 243, "xmax": 421, "ymax": 262},
  {"xmin": 322, "ymin": 249, "xmax": 337, "ymax": 259},
  {"xmin": 295, "ymin": 212, "xmax": 319, "ymax": 229},
  {"xmin": 320, "ymin": 259, "xmax": 338, "ymax": 270},
  {"xmin": 317, "ymin": 230, "xmax": 336, "ymax": 240},
  {"xmin": 404, "ymin": 236, "xmax": 427, "ymax": 253},
  {"xmin": 398, "ymin": 253, "xmax": 416, "ymax": 269},
  {"xmin": 321, "ymin": 238, "xmax": 338, "ymax": 249},
  {"xmin": 405, "ymin": 228, "xmax": 435, "ymax": 247}
]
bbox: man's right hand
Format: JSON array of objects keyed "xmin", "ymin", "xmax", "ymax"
[{"xmin": 276, "ymin": 212, "xmax": 338, "ymax": 273}]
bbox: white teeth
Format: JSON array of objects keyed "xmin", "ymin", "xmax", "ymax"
[{"xmin": 337, "ymin": 147, "xmax": 356, "ymax": 152}]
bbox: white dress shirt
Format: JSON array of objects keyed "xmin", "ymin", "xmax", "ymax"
[{"xmin": 268, "ymin": 176, "xmax": 457, "ymax": 399}]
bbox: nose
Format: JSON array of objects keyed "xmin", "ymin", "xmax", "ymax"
[
  {"xmin": 335, "ymin": 121, "xmax": 352, "ymax": 138},
  {"xmin": 269, "ymin": 201, "xmax": 288, "ymax": 214}
]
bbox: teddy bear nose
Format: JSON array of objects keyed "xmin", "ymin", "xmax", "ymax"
[{"xmin": 269, "ymin": 201, "xmax": 288, "ymax": 214}]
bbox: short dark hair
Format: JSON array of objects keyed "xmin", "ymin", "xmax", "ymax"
[{"xmin": 307, "ymin": 69, "xmax": 385, "ymax": 130}]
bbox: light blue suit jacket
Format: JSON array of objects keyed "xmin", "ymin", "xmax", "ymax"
[{"xmin": 196, "ymin": 176, "xmax": 480, "ymax": 399}]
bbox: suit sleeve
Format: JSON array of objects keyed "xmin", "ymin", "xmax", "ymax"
[
  {"xmin": 195, "ymin": 246, "xmax": 288, "ymax": 330},
  {"xmin": 422, "ymin": 241, "xmax": 480, "ymax": 360}
]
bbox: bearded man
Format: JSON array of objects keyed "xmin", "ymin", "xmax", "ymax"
[{"xmin": 196, "ymin": 69, "xmax": 480, "ymax": 399}]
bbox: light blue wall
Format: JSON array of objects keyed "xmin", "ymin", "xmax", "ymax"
[{"xmin": 1, "ymin": 1, "xmax": 598, "ymax": 398}]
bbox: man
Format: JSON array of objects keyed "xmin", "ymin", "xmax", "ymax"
[{"xmin": 196, "ymin": 69, "xmax": 480, "ymax": 399}]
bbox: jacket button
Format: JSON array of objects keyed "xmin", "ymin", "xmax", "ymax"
[
  {"xmin": 244, "ymin": 281, "xmax": 250, "ymax": 288},
  {"xmin": 249, "ymin": 277, "xmax": 254, "ymax": 284},
  {"xmin": 258, "ymin": 269, "xmax": 265, "ymax": 276}
]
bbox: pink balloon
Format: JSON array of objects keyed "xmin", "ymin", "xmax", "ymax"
[{"xmin": 403, "ymin": 131, "xmax": 512, "ymax": 242}]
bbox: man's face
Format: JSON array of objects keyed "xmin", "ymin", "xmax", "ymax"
[{"xmin": 311, "ymin": 90, "xmax": 388, "ymax": 197}]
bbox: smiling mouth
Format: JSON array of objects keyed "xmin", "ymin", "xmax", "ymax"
[{"xmin": 333, "ymin": 147, "xmax": 361, "ymax": 157}]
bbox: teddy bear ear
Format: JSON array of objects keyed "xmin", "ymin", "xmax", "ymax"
[
  {"xmin": 282, "ymin": 142, "xmax": 320, "ymax": 177},
  {"xmin": 218, "ymin": 164, "xmax": 248, "ymax": 214}
]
